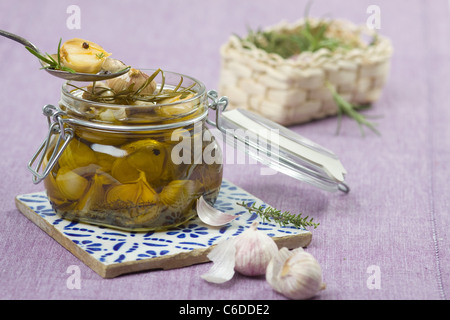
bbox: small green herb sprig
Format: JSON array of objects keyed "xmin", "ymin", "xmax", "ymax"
[
  {"xmin": 237, "ymin": 201, "xmax": 319, "ymax": 229},
  {"xmin": 25, "ymin": 38, "xmax": 76, "ymax": 73},
  {"xmin": 326, "ymin": 82, "xmax": 380, "ymax": 136},
  {"xmin": 243, "ymin": 19, "xmax": 350, "ymax": 59}
]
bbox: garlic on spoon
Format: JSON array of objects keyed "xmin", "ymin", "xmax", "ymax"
[
  {"xmin": 266, "ymin": 247, "xmax": 326, "ymax": 300},
  {"xmin": 60, "ymin": 38, "xmax": 111, "ymax": 74},
  {"xmin": 201, "ymin": 222, "xmax": 278, "ymax": 283}
]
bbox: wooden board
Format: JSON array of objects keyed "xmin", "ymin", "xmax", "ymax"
[{"xmin": 15, "ymin": 180, "xmax": 312, "ymax": 278}]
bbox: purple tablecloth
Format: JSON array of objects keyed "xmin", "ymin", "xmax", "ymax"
[{"xmin": 0, "ymin": 0, "xmax": 448, "ymax": 300}]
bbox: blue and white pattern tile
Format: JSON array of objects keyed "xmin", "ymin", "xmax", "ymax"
[{"xmin": 16, "ymin": 180, "xmax": 311, "ymax": 276}]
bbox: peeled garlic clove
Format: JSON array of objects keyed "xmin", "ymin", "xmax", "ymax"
[
  {"xmin": 266, "ymin": 247, "xmax": 326, "ymax": 300},
  {"xmin": 58, "ymin": 140, "xmax": 97, "ymax": 171},
  {"xmin": 82, "ymin": 82, "xmax": 114, "ymax": 101},
  {"xmin": 138, "ymin": 175, "xmax": 158, "ymax": 204},
  {"xmin": 106, "ymin": 68, "xmax": 156, "ymax": 95},
  {"xmin": 106, "ymin": 171, "xmax": 157, "ymax": 209},
  {"xmin": 60, "ymin": 38, "xmax": 111, "ymax": 74},
  {"xmin": 155, "ymin": 93, "xmax": 197, "ymax": 117},
  {"xmin": 122, "ymin": 139, "xmax": 166, "ymax": 184},
  {"xmin": 98, "ymin": 108, "xmax": 128, "ymax": 122},
  {"xmin": 111, "ymin": 157, "xmax": 141, "ymax": 184},
  {"xmin": 159, "ymin": 180, "xmax": 200, "ymax": 209},
  {"xmin": 44, "ymin": 172, "xmax": 67, "ymax": 205},
  {"xmin": 234, "ymin": 222, "xmax": 278, "ymax": 276},
  {"xmin": 196, "ymin": 196, "xmax": 238, "ymax": 226},
  {"xmin": 75, "ymin": 173, "xmax": 108, "ymax": 214},
  {"xmin": 55, "ymin": 168, "xmax": 89, "ymax": 201},
  {"xmin": 106, "ymin": 183, "xmax": 140, "ymax": 204}
]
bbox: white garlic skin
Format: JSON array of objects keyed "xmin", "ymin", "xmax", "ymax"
[
  {"xmin": 234, "ymin": 222, "xmax": 279, "ymax": 276},
  {"xmin": 266, "ymin": 247, "xmax": 326, "ymax": 300}
]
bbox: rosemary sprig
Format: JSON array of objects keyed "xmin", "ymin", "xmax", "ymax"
[
  {"xmin": 25, "ymin": 38, "xmax": 76, "ymax": 73},
  {"xmin": 237, "ymin": 201, "xmax": 319, "ymax": 229},
  {"xmin": 69, "ymin": 68, "xmax": 196, "ymax": 105},
  {"xmin": 242, "ymin": 17, "xmax": 350, "ymax": 59},
  {"xmin": 326, "ymin": 82, "xmax": 380, "ymax": 136}
]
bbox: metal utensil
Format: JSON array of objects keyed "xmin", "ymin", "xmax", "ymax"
[{"xmin": 0, "ymin": 29, "xmax": 130, "ymax": 81}]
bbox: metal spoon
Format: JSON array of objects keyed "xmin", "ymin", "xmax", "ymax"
[{"xmin": 0, "ymin": 29, "xmax": 130, "ymax": 81}]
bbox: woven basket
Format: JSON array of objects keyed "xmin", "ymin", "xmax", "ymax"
[{"xmin": 218, "ymin": 18, "xmax": 393, "ymax": 126}]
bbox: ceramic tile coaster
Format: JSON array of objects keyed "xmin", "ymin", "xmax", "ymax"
[{"xmin": 15, "ymin": 180, "xmax": 312, "ymax": 278}]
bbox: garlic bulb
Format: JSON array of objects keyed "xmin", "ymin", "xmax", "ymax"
[
  {"xmin": 106, "ymin": 68, "xmax": 156, "ymax": 95},
  {"xmin": 234, "ymin": 222, "xmax": 279, "ymax": 276},
  {"xmin": 201, "ymin": 222, "xmax": 278, "ymax": 283},
  {"xmin": 266, "ymin": 247, "xmax": 326, "ymax": 300}
]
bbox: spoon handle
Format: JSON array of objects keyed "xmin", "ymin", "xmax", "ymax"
[{"xmin": 0, "ymin": 29, "xmax": 40, "ymax": 52}]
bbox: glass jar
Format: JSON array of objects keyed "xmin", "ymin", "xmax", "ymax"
[{"xmin": 30, "ymin": 70, "xmax": 223, "ymax": 231}]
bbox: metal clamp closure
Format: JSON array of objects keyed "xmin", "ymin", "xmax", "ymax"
[
  {"xmin": 28, "ymin": 104, "xmax": 74, "ymax": 184},
  {"xmin": 206, "ymin": 90, "xmax": 228, "ymax": 133}
]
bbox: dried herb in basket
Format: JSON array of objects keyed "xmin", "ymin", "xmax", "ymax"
[
  {"xmin": 243, "ymin": 19, "xmax": 352, "ymax": 59},
  {"xmin": 239, "ymin": 18, "xmax": 380, "ymax": 136}
]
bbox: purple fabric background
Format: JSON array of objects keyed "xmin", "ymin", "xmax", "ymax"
[{"xmin": 0, "ymin": 0, "xmax": 448, "ymax": 300}]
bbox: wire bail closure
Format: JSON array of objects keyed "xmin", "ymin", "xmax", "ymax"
[
  {"xmin": 206, "ymin": 90, "xmax": 228, "ymax": 133},
  {"xmin": 27, "ymin": 91, "xmax": 223, "ymax": 185},
  {"xmin": 27, "ymin": 104, "xmax": 74, "ymax": 184}
]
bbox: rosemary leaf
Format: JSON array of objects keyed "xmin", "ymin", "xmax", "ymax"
[
  {"xmin": 237, "ymin": 201, "xmax": 319, "ymax": 229},
  {"xmin": 25, "ymin": 38, "xmax": 76, "ymax": 73},
  {"xmin": 25, "ymin": 46, "xmax": 54, "ymax": 66},
  {"xmin": 326, "ymin": 82, "xmax": 380, "ymax": 136}
]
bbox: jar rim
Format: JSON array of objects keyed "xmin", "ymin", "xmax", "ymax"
[
  {"xmin": 61, "ymin": 69, "xmax": 207, "ymax": 108},
  {"xmin": 59, "ymin": 69, "xmax": 209, "ymax": 130}
]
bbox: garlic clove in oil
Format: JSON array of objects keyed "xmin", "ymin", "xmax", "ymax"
[
  {"xmin": 58, "ymin": 139, "xmax": 98, "ymax": 171},
  {"xmin": 55, "ymin": 168, "xmax": 89, "ymax": 201},
  {"xmin": 266, "ymin": 247, "xmax": 326, "ymax": 300},
  {"xmin": 82, "ymin": 82, "xmax": 114, "ymax": 101}
]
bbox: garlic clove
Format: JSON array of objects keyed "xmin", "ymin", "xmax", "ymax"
[
  {"xmin": 266, "ymin": 247, "xmax": 326, "ymax": 300},
  {"xmin": 122, "ymin": 139, "xmax": 167, "ymax": 185},
  {"xmin": 111, "ymin": 157, "xmax": 141, "ymax": 184},
  {"xmin": 55, "ymin": 168, "xmax": 89, "ymax": 201},
  {"xmin": 101, "ymin": 58, "xmax": 128, "ymax": 74},
  {"xmin": 196, "ymin": 196, "xmax": 238, "ymax": 227},
  {"xmin": 160, "ymin": 180, "xmax": 200, "ymax": 213},
  {"xmin": 201, "ymin": 221, "xmax": 279, "ymax": 283},
  {"xmin": 75, "ymin": 173, "xmax": 108, "ymax": 214},
  {"xmin": 58, "ymin": 139, "xmax": 97, "ymax": 171},
  {"xmin": 60, "ymin": 38, "xmax": 111, "ymax": 74},
  {"xmin": 106, "ymin": 68, "xmax": 156, "ymax": 95},
  {"xmin": 82, "ymin": 82, "xmax": 114, "ymax": 101},
  {"xmin": 201, "ymin": 237, "xmax": 237, "ymax": 284},
  {"xmin": 234, "ymin": 222, "xmax": 279, "ymax": 276}
]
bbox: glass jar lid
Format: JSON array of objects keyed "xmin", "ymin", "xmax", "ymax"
[{"xmin": 207, "ymin": 90, "xmax": 349, "ymax": 193}]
